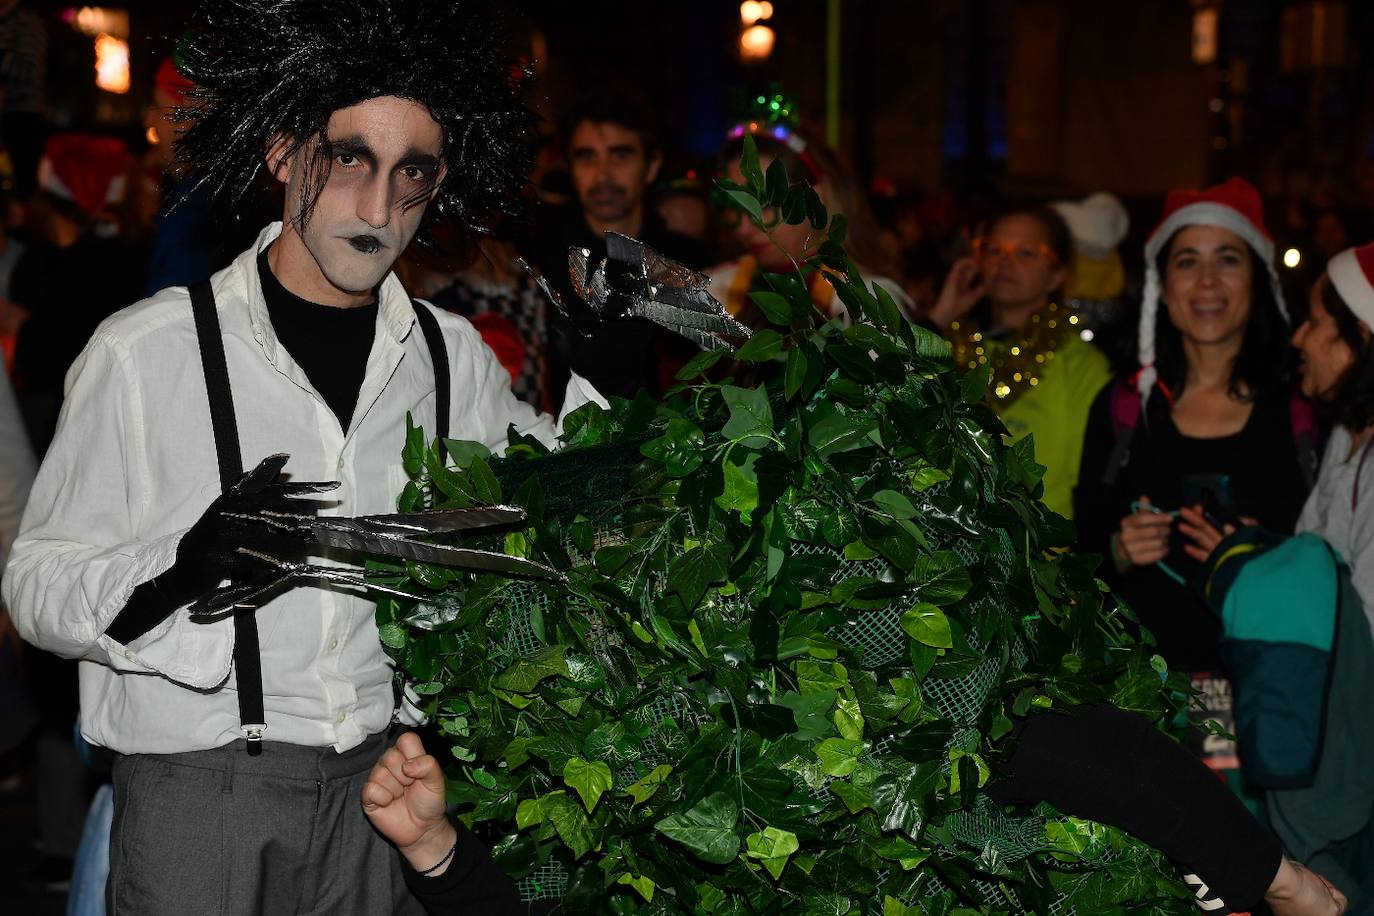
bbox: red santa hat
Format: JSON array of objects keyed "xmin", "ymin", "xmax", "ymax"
[
  {"xmin": 1136, "ymin": 177, "xmax": 1288, "ymax": 401},
  {"xmin": 37, "ymin": 134, "xmax": 131, "ymax": 218},
  {"xmin": 1327, "ymin": 242, "xmax": 1374, "ymax": 329},
  {"xmin": 155, "ymin": 55, "xmax": 195, "ymax": 106}
]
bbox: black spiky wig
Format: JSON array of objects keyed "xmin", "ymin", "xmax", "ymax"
[{"xmin": 173, "ymin": 0, "xmax": 535, "ymax": 247}]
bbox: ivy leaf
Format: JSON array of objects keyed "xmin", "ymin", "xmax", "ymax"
[
  {"xmin": 832, "ymin": 697, "xmax": 865, "ymax": 740},
  {"xmin": 961, "ymin": 360, "xmax": 992, "ymax": 402},
  {"xmin": 563, "ymin": 757, "xmax": 614, "ymax": 812},
  {"xmin": 715, "ymin": 456, "xmax": 760, "ymax": 520},
  {"xmin": 722, "ymin": 385, "xmax": 774, "ymax": 448},
  {"xmin": 654, "ymin": 792, "xmax": 740, "ymax": 865},
  {"xmin": 750, "ymin": 291, "xmax": 793, "ymax": 325},
  {"xmin": 616, "ymin": 873, "xmax": 655, "ymax": 902},
  {"xmin": 735, "ymin": 328, "xmax": 783, "ymax": 363},
  {"xmin": 777, "ymin": 689, "xmax": 837, "ymax": 741},
  {"xmin": 814, "ymin": 737, "xmax": 866, "ymax": 777},
  {"xmin": 641, "ymin": 418, "xmax": 706, "ymax": 477},
  {"xmin": 492, "ymin": 645, "xmax": 570, "ymax": 693},
  {"xmin": 872, "ymin": 760, "xmax": 940, "ymax": 839},
  {"xmin": 807, "ymin": 412, "xmax": 870, "ymax": 457},
  {"xmin": 900, "ymin": 602, "xmax": 953, "ymax": 649},
  {"xmin": 668, "ymin": 542, "xmax": 730, "ymax": 610},
  {"xmin": 909, "ymin": 552, "xmax": 973, "ymax": 605},
  {"xmin": 745, "ymin": 826, "xmax": 799, "ymax": 880},
  {"xmin": 539, "ymin": 790, "xmax": 597, "ymax": 859},
  {"xmin": 378, "ymin": 623, "xmax": 407, "ymax": 650},
  {"xmin": 515, "ymin": 798, "xmax": 544, "ymax": 829},
  {"xmin": 624, "ymin": 764, "xmax": 673, "ymax": 805},
  {"xmin": 438, "ymin": 438, "xmax": 491, "ymax": 470}
]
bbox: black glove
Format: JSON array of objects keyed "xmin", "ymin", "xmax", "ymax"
[{"xmin": 105, "ymin": 455, "xmax": 337, "ymax": 643}]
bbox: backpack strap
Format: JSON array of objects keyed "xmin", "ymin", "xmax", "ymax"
[
  {"xmin": 188, "ymin": 279, "xmax": 267, "ymax": 755},
  {"xmin": 1102, "ymin": 378, "xmax": 1142, "ymax": 487},
  {"xmin": 412, "ymin": 301, "xmax": 451, "ymax": 465},
  {"xmin": 1289, "ymin": 392, "xmax": 1318, "ymax": 491}
]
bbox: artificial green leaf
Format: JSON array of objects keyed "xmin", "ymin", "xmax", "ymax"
[
  {"xmin": 873, "ymin": 489, "xmax": 918, "ymax": 519},
  {"xmin": 832, "ymin": 697, "xmax": 865, "ymax": 740},
  {"xmin": 654, "ymin": 792, "xmax": 740, "ymax": 865},
  {"xmin": 563, "ymin": 757, "xmax": 614, "ymax": 812},
  {"xmin": 745, "ymin": 826, "xmax": 799, "ymax": 879},
  {"xmin": 725, "ymin": 187, "xmax": 763, "ymax": 224},
  {"xmin": 616, "ymin": 872, "xmax": 655, "ymax": 902},
  {"xmin": 715, "ymin": 457, "xmax": 760, "ymax": 519},
  {"xmin": 674, "ymin": 348, "xmax": 727, "ymax": 381},
  {"xmin": 751, "ymin": 291, "xmax": 793, "ymax": 325},
  {"xmin": 467, "ymin": 457, "xmax": 502, "ymax": 504},
  {"xmin": 900, "ymin": 602, "xmax": 953, "ymax": 649},
  {"xmin": 739, "ymin": 134, "xmax": 764, "ymax": 195},
  {"xmin": 764, "ymin": 157, "xmax": 789, "ymax": 207},
  {"xmin": 625, "ymin": 764, "xmax": 673, "ymax": 805},
  {"xmin": 909, "ymin": 552, "xmax": 973, "ymax": 605},
  {"xmin": 814, "ymin": 737, "xmax": 865, "ymax": 777},
  {"xmin": 641, "ymin": 418, "xmax": 706, "ymax": 477},
  {"xmin": 539, "ymin": 790, "xmax": 597, "ymax": 859},
  {"xmin": 439, "ymin": 438, "xmax": 492, "ymax": 470},
  {"xmin": 784, "ymin": 346, "xmax": 809, "ymax": 400},
  {"xmin": 515, "ymin": 798, "xmax": 544, "ymax": 829},
  {"xmin": 722, "ymin": 385, "xmax": 774, "ymax": 448},
  {"xmin": 378, "ymin": 623, "xmax": 406, "ymax": 650},
  {"xmin": 735, "ymin": 329, "xmax": 783, "ymax": 363},
  {"xmin": 492, "ymin": 645, "xmax": 570, "ymax": 693}
]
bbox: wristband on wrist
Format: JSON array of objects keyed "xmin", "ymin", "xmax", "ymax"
[{"xmin": 416, "ymin": 832, "xmax": 458, "ymax": 877}]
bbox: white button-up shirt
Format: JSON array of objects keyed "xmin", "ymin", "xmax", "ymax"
[{"xmin": 3, "ymin": 223, "xmax": 603, "ymax": 755}]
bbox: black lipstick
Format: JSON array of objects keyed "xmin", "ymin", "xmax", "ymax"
[{"xmin": 348, "ymin": 235, "xmax": 382, "ymax": 254}]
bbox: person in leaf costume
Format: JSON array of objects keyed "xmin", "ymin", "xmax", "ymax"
[{"xmin": 379, "ymin": 138, "xmax": 1345, "ymax": 916}]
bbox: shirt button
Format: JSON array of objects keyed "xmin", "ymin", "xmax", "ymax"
[
  {"xmin": 337, "ymin": 456, "xmax": 345, "ymax": 471},
  {"xmin": 124, "ymin": 649, "xmax": 136, "ymax": 661},
  {"xmin": 336, "ymin": 711, "xmax": 347, "ymax": 724},
  {"xmin": 327, "ymin": 638, "xmax": 339, "ymax": 652}
]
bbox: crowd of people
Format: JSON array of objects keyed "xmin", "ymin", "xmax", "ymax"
[{"xmin": 0, "ymin": 1, "xmax": 1369, "ymax": 914}]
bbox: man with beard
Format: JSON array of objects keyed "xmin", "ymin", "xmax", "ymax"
[
  {"xmin": 531, "ymin": 96, "xmax": 708, "ymax": 402},
  {"xmin": 3, "ymin": 3, "xmax": 598, "ymax": 913}
]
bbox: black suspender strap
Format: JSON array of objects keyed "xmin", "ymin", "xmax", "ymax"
[
  {"xmin": 412, "ymin": 301, "xmax": 451, "ymax": 464},
  {"xmin": 189, "ymin": 279, "xmax": 267, "ymax": 755}
]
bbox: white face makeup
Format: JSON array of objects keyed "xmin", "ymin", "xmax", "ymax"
[{"xmin": 271, "ymin": 95, "xmax": 445, "ymax": 304}]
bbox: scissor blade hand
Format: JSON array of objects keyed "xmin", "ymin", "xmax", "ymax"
[
  {"xmin": 338, "ymin": 506, "xmax": 526, "ymax": 535},
  {"xmin": 311, "ymin": 529, "xmax": 563, "ymax": 581}
]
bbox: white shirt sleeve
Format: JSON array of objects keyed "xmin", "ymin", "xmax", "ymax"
[
  {"xmin": 2, "ymin": 333, "xmax": 233, "ymax": 689},
  {"xmin": 0, "ymin": 351, "xmax": 36, "ymax": 575},
  {"xmin": 455, "ymin": 313, "xmax": 608, "ymax": 454}
]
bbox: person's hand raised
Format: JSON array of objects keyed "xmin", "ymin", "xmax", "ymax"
[
  {"xmin": 926, "ymin": 256, "xmax": 985, "ymax": 329},
  {"xmin": 361, "ymin": 731, "xmax": 458, "ymax": 875}
]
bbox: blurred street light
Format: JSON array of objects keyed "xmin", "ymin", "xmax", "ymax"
[{"xmin": 740, "ymin": 23, "xmax": 776, "ymax": 62}]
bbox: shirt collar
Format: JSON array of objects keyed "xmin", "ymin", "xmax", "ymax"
[{"xmin": 239, "ymin": 222, "xmax": 416, "ymax": 361}]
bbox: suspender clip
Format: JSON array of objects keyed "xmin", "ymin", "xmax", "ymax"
[{"xmin": 242, "ymin": 723, "xmax": 267, "ymax": 756}]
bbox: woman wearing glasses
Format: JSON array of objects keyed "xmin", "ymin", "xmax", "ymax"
[
  {"xmin": 925, "ymin": 205, "xmax": 1111, "ymax": 519},
  {"xmin": 1073, "ymin": 178, "xmax": 1312, "ymax": 678}
]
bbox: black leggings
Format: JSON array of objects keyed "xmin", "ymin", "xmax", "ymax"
[{"xmin": 990, "ymin": 703, "xmax": 1281, "ymax": 911}]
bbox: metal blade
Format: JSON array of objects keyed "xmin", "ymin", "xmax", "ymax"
[
  {"xmin": 311, "ymin": 527, "xmax": 564, "ymax": 581},
  {"xmin": 325, "ymin": 506, "xmax": 526, "ymax": 536}
]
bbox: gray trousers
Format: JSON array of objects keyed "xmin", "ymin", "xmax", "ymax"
[{"xmin": 107, "ymin": 731, "xmax": 426, "ymax": 916}]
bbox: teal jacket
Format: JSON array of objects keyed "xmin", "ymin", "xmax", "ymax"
[{"xmin": 1204, "ymin": 528, "xmax": 1374, "ymax": 907}]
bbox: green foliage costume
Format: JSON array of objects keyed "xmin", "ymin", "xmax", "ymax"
[{"xmin": 374, "ymin": 141, "xmax": 1200, "ymax": 914}]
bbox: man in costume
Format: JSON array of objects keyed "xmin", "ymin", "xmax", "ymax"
[{"xmin": 3, "ymin": 3, "xmax": 600, "ymax": 912}]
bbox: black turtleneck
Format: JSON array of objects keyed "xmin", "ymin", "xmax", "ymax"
[{"xmin": 258, "ymin": 250, "xmax": 379, "ymax": 431}]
